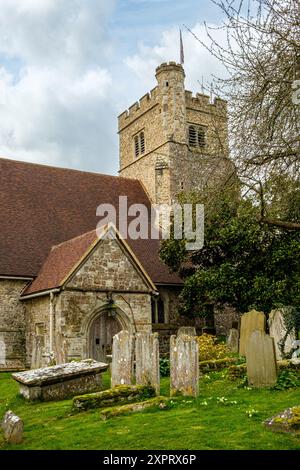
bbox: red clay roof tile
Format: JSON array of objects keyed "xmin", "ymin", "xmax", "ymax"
[{"xmin": 0, "ymin": 158, "xmax": 182, "ymax": 286}]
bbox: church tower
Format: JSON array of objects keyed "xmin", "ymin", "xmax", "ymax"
[{"xmin": 118, "ymin": 62, "xmax": 233, "ymax": 204}]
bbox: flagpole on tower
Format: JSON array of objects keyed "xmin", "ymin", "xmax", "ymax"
[{"xmin": 180, "ymin": 29, "xmax": 184, "ymax": 65}]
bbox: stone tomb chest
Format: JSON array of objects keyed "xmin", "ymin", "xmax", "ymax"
[{"xmin": 12, "ymin": 359, "xmax": 108, "ymax": 401}]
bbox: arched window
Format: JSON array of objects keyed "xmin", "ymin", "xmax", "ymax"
[
  {"xmin": 133, "ymin": 131, "xmax": 145, "ymax": 158},
  {"xmin": 151, "ymin": 298, "xmax": 156, "ymax": 324},
  {"xmin": 188, "ymin": 125, "xmax": 206, "ymax": 148},
  {"xmin": 151, "ymin": 297, "xmax": 165, "ymax": 324},
  {"xmin": 157, "ymin": 298, "xmax": 165, "ymax": 323}
]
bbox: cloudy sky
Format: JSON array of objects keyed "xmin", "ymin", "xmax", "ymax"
[{"xmin": 0, "ymin": 0, "xmax": 226, "ymax": 175}]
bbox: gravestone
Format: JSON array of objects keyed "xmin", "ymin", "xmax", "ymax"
[
  {"xmin": 245, "ymin": 330, "xmax": 277, "ymax": 387},
  {"xmin": 1, "ymin": 411, "xmax": 23, "ymax": 444},
  {"xmin": 31, "ymin": 336, "xmax": 43, "ymax": 369},
  {"xmin": 0, "ymin": 336, "xmax": 6, "ymax": 366},
  {"xmin": 239, "ymin": 310, "xmax": 266, "ymax": 356},
  {"xmin": 111, "ymin": 330, "xmax": 134, "ymax": 387},
  {"xmin": 268, "ymin": 309, "xmax": 296, "ymax": 360},
  {"xmin": 227, "ymin": 328, "xmax": 239, "ymax": 353},
  {"xmin": 170, "ymin": 334, "xmax": 199, "ymax": 397},
  {"xmin": 135, "ymin": 332, "xmax": 160, "ymax": 395},
  {"xmin": 177, "ymin": 326, "xmax": 196, "ymax": 336},
  {"xmin": 291, "ymin": 340, "xmax": 300, "ymax": 365}
]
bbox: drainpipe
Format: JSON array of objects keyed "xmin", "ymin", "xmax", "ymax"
[{"xmin": 49, "ymin": 292, "xmax": 55, "ymax": 360}]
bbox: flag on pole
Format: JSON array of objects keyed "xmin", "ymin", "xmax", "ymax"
[{"xmin": 180, "ymin": 29, "xmax": 184, "ymax": 65}]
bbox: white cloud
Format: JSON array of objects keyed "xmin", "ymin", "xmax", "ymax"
[
  {"xmin": 124, "ymin": 24, "xmax": 227, "ymax": 103},
  {"xmin": 0, "ymin": 1, "xmax": 226, "ymax": 175},
  {"xmin": 0, "ymin": 0, "xmax": 119, "ymax": 173}
]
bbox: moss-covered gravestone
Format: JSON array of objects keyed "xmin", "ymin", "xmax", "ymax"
[
  {"xmin": 177, "ymin": 326, "xmax": 196, "ymax": 336},
  {"xmin": 245, "ymin": 330, "xmax": 277, "ymax": 387},
  {"xmin": 135, "ymin": 332, "xmax": 160, "ymax": 395},
  {"xmin": 1, "ymin": 411, "xmax": 23, "ymax": 444},
  {"xmin": 170, "ymin": 334, "xmax": 199, "ymax": 397},
  {"xmin": 111, "ymin": 330, "xmax": 134, "ymax": 387},
  {"xmin": 227, "ymin": 328, "xmax": 239, "ymax": 353},
  {"xmin": 239, "ymin": 310, "xmax": 266, "ymax": 356}
]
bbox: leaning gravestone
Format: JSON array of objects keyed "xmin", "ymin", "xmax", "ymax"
[
  {"xmin": 111, "ymin": 330, "xmax": 134, "ymax": 387},
  {"xmin": 227, "ymin": 328, "xmax": 239, "ymax": 353},
  {"xmin": 177, "ymin": 326, "xmax": 196, "ymax": 336},
  {"xmin": 135, "ymin": 332, "xmax": 160, "ymax": 395},
  {"xmin": 239, "ymin": 310, "xmax": 266, "ymax": 356},
  {"xmin": 245, "ymin": 330, "xmax": 277, "ymax": 387},
  {"xmin": 170, "ymin": 334, "xmax": 199, "ymax": 397},
  {"xmin": 268, "ymin": 309, "xmax": 296, "ymax": 360},
  {"xmin": 1, "ymin": 411, "xmax": 23, "ymax": 444}
]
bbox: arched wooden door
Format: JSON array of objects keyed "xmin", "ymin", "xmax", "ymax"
[{"xmin": 89, "ymin": 313, "xmax": 122, "ymax": 362}]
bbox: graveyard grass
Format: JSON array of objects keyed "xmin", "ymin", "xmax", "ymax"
[{"xmin": 0, "ymin": 371, "xmax": 299, "ymax": 450}]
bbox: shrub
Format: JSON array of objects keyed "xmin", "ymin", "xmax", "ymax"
[
  {"xmin": 197, "ymin": 333, "xmax": 230, "ymax": 361},
  {"xmin": 272, "ymin": 370, "xmax": 300, "ymax": 390}
]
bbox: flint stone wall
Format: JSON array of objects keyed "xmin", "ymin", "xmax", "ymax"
[{"xmin": 0, "ymin": 279, "xmax": 27, "ymax": 370}]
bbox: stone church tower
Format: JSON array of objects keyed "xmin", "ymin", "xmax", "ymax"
[{"xmin": 118, "ymin": 62, "xmax": 233, "ymax": 205}]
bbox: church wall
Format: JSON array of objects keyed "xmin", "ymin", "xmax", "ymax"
[
  {"xmin": 67, "ymin": 238, "xmax": 150, "ymax": 292},
  {"xmin": 153, "ymin": 285, "xmax": 202, "ymax": 354},
  {"xmin": 56, "ymin": 290, "xmax": 151, "ymax": 362},
  {"xmin": 119, "ymin": 95, "xmax": 164, "ymax": 171},
  {"xmin": 24, "ymin": 236, "xmax": 153, "ymax": 366},
  {"xmin": 0, "ymin": 279, "xmax": 28, "ymax": 370},
  {"xmin": 24, "ymin": 295, "xmax": 50, "ymax": 368},
  {"xmin": 169, "ymin": 142, "xmax": 236, "ymax": 199},
  {"xmin": 120, "ymin": 142, "xmax": 171, "ymax": 204}
]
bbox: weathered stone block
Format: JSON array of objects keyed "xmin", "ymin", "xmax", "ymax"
[
  {"xmin": 73, "ymin": 384, "xmax": 155, "ymax": 411},
  {"xmin": 1, "ymin": 411, "xmax": 23, "ymax": 444},
  {"xmin": 177, "ymin": 327, "xmax": 196, "ymax": 336},
  {"xmin": 111, "ymin": 330, "xmax": 134, "ymax": 387},
  {"xmin": 99, "ymin": 396, "xmax": 172, "ymax": 420},
  {"xmin": 264, "ymin": 406, "xmax": 300, "ymax": 434},
  {"xmin": 227, "ymin": 328, "xmax": 239, "ymax": 353},
  {"xmin": 239, "ymin": 310, "xmax": 266, "ymax": 356},
  {"xmin": 12, "ymin": 359, "xmax": 108, "ymax": 401},
  {"xmin": 245, "ymin": 330, "xmax": 277, "ymax": 388},
  {"xmin": 135, "ymin": 332, "xmax": 160, "ymax": 395},
  {"xmin": 268, "ymin": 308, "xmax": 296, "ymax": 360},
  {"xmin": 170, "ymin": 334, "xmax": 199, "ymax": 397}
]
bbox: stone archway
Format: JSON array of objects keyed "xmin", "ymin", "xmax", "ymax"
[{"xmin": 87, "ymin": 308, "xmax": 130, "ymax": 362}]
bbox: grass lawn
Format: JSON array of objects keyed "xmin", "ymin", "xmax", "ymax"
[{"xmin": 0, "ymin": 370, "xmax": 299, "ymax": 450}]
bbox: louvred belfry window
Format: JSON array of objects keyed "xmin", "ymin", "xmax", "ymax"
[
  {"xmin": 188, "ymin": 125, "xmax": 206, "ymax": 148},
  {"xmin": 134, "ymin": 131, "xmax": 146, "ymax": 158}
]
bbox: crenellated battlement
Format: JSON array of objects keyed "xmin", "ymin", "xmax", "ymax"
[
  {"xmin": 118, "ymin": 86, "xmax": 159, "ymax": 130},
  {"xmin": 185, "ymin": 90, "xmax": 227, "ymax": 113},
  {"xmin": 155, "ymin": 61, "xmax": 185, "ymax": 77}
]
